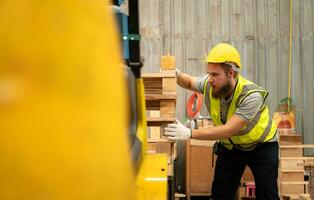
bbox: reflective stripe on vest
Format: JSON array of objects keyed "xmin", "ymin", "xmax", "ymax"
[{"xmin": 204, "ymin": 75, "xmax": 277, "ymax": 151}]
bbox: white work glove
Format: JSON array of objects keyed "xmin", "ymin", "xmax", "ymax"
[
  {"xmin": 175, "ymin": 68, "xmax": 182, "ymax": 78},
  {"xmin": 164, "ymin": 119, "xmax": 192, "ymax": 140}
]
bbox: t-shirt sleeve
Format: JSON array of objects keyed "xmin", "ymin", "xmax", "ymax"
[
  {"xmin": 234, "ymin": 92, "xmax": 264, "ymax": 122},
  {"xmin": 194, "ymin": 74, "xmax": 209, "ymax": 93}
]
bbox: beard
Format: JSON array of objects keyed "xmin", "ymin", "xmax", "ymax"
[{"xmin": 212, "ymin": 80, "xmax": 233, "ymax": 99}]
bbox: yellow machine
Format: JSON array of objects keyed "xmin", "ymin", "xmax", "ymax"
[
  {"xmin": 115, "ymin": 0, "xmax": 168, "ymax": 198},
  {"xmin": 130, "ymin": 75, "xmax": 168, "ymax": 200},
  {"xmin": 0, "ymin": 0, "xmax": 167, "ymax": 199}
]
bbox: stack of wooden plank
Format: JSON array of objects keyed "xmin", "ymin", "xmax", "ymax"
[
  {"xmin": 143, "ymin": 55, "xmax": 177, "ymax": 178},
  {"xmin": 143, "ymin": 70, "xmax": 176, "ymax": 128},
  {"xmin": 278, "ymin": 129, "xmax": 314, "ymax": 199}
]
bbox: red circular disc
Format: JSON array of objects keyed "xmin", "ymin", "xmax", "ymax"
[{"xmin": 187, "ymin": 92, "xmax": 202, "ymax": 119}]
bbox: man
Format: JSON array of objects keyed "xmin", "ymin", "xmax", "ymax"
[{"xmin": 164, "ymin": 43, "xmax": 279, "ymax": 199}]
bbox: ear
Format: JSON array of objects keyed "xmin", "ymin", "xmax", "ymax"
[{"xmin": 228, "ymin": 69, "xmax": 235, "ymax": 78}]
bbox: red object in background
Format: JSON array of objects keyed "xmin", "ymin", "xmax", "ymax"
[
  {"xmin": 187, "ymin": 92, "xmax": 202, "ymax": 119},
  {"xmin": 278, "ymin": 120, "xmax": 292, "ymax": 129}
]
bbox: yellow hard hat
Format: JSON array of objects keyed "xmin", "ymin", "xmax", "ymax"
[{"xmin": 206, "ymin": 43, "xmax": 242, "ymax": 68}]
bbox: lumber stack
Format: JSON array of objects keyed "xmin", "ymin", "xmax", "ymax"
[
  {"xmin": 142, "ymin": 54, "xmax": 176, "ymax": 140},
  {"xmin": 143, "ymin": 70, "xmax": 176, "ymax": 127},
  {"xmin": 143, "ymin": 55, "xmax": 177, "ymax": 179},
  {"xmin": 278, "ymin": 129, "xmax": 314, "ymax": 199}
]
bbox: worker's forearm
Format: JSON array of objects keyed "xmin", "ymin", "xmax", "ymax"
[
  {"xmin": 177, "ymin": 73, "xmax": 197, "ymax": 91},
  {"xmin": 191, "ymin": 125, "xmax": 235, "ymax": 140},
  {"xmin": 191, "ymin": 115, "xmax": 247, "ymax": 140}
]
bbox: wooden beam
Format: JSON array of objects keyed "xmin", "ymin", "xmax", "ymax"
[
  {"xmin": 145, "ymin": 94, "xmax": 177, "ymax": 100},
  {"xmin": 280, "ymin": 144, "xmax": 314, "ymax": 148},
  {"xmin": 142, "ymin": 71, "xmax": 175, "ymax": 78},
  {"xmin": 280, "ymin": 157, "xmax": 314, "ymax": 160}
]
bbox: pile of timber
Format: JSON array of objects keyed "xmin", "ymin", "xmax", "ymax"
[
  {"xmin": 143, "ymin": 55, "xmax": 177, "ymax": 181},
  {"xmin": 278, "ymin": 129, "xmax": 314, "ymax": 199},
  {"xmin": 143, "ymin": 70, "xmax": 176, "ymax": 127}
]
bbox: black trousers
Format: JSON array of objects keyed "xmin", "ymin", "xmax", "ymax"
[{"xmin": 210, "ymin": 142, "xmax": 280, "ymax": 200}]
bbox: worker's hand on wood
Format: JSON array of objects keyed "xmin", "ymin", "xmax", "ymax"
[
  {"xmin": 164, "ymin": 119, "xmax": 191, "ymax": 140},
  {"xmin": 175, "ymin": 68, "xmax": 182, "ymax": 77}
]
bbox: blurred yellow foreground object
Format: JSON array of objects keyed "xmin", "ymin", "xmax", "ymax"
[{"xmin": 0, "ymin": 0, "xmax": 134, "ymax": 200}]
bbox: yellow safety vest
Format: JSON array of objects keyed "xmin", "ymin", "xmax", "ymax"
[{"xmin": 203, "ymin": 75, "xmax": 277, "ymax": 150}]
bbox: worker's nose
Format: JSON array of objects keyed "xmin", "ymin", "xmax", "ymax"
[{"xmin": 208, "ymin": 76, "xmax": 214, "ymax": 84}]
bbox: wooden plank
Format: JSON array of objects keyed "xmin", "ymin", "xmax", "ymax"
[
  {"xmin": 280, "ymin": 181, "xmax": 308, "ymax": 185},
  {"xmin": 280, "ymin": 157, "xmax": 314, "ymax": 160},
  {"xmin": 142, "ymin": 71, "xmax": 176, "ymax": 78},
  {"xmin": 160, "ymin": 100, "xmax": 176, "ymax": 118},
  {"xmin": 190, "ymin": 143, "xmax": 215, "ymax": 193},
  {"xmin": 146, "ymin": 119, "xmax": 175, "ymax": 127},
  {"xmin": 279, "ymin": 182, "xmax": 305, "ymax": 195},
  {"xmin": 279, "ymin": 134, "xmax": 302, "ymax": 145},
  {"xmin": 281, "ymin": 144, "xmax": 314, "ymax": 148},
  {"xmin": 281, "ymin": 194, "xmax": 310, "ymax": 200},
  {"xmin": 147, "ymin": 138, "xmax": 176, "ymax": 143},
  {"xmin": 299, "ymin": 194, "xmax": 311, "ymax": 200},
  {"xmin": 297, "ymin": 162, "xmax": 314, "ymax": 167},
  {"xmin": 190, "ymin": 139, "xmax": 216, "ymax": 147},
  {"xmin": 278, "ymin": 129, "xmax": 297, "ymax": 135},
  {"xmin": 280, "ymin": 159, "xmax": 304, "ymax": 170},
  {"xmin": 280, "ymin": 169, "xmax": 305, "ymax": 173},
  {"xmin": 146, "ymin": 117, "xmax": 175, "ymax": 122},
  {"xmin": 280, "ymin": 148, "xmax": 303, "ymax": 157},
  {"xmin": 145, "ymin": 94, "xmax": 177, "ymax": 100},
  {"xmin": 149, "ymin": 111, "xmax": 161, "ymax": 139},
  {"xmin": 145, "ymin": 101, "xmax": 161, "ymax": 110},
  {"xmin": 161, "ymin": 55, "xmax": 175, "ymax": 70},
  {"xmin": 144, "ymin": 82, "xmax": 162, "ymax": 87},
  {"xmin": 162, "ymin": 77, "xmax": 177, "ymax": 93},
  {"xmin": 160, "ymin": 69, "xmax": 176, "ymax": 77},
  {"xmin": 279, "ymin": 171, "xmax": 304, "ymax": 182},
  {"xmin": 144, "ymin": 89, "xmax": 162, "ymax": 94}
]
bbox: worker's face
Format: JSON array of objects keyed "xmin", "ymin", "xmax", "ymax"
[{"xmin": 206, "ymin": 63, "xmax": 233, "ymax": 99}]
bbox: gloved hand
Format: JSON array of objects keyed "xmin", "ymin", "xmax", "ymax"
[
  {"xmin": 175, "ymin": 68, "xmax": 182, "ymax": 78},
  {"xmin": 164, "ymin": 119, "xmax": 192, "ymax": 140}
]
